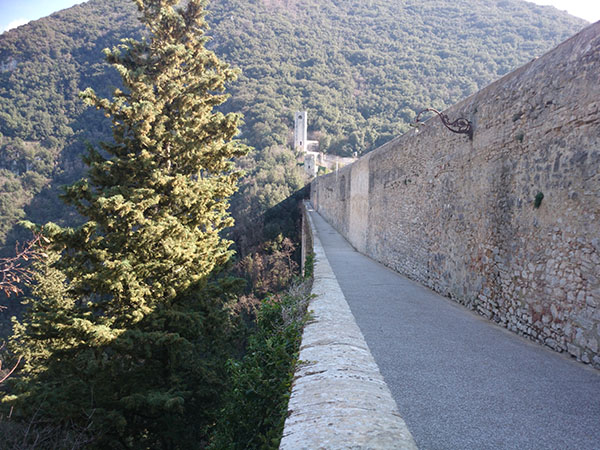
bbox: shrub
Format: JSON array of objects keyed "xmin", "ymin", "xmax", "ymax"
[{"xmin": 211, "ymin": 282, "xmax": 311, "ymax": 449}]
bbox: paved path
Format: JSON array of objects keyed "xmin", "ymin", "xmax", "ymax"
[{"xmin": 309, "ymin": 209, "xmax": 600, "ymax": 450}]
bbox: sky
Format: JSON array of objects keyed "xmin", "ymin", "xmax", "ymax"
[
  {"xmin": 0, "ymin": 0, "xmax": 86, "ymax": 33},
  {"xmin": 0, "ymin": 0, "xmax": 599, "ymax": 33}
]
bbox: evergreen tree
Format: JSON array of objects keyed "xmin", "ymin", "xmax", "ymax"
[{"xmin": 4, "ymin": 0, "xmax": 246, "ymax": 446}]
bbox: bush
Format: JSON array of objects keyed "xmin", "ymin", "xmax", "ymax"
[
  {"xmin": 304, "ymin": 252, "xmax": 315, "ymax": 279},
  {"xmin": 211, "ymin": 282, "xmax": 311, "ymax": 449},
  {"xmin": 0, "ymin": 417, "xmax": 94, "ymax": 450}
]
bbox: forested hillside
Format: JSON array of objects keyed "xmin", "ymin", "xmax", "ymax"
[
  {"xmin": 0, "ymin": 0, "xmax": 588, "ymax": 251},
  {"xmin": 0, "ymin": 0, "xmax": 140, "ymax": 250},
  {"xmin": 209, "ymin": 0, "xmax": 588, "ymax": 153}
]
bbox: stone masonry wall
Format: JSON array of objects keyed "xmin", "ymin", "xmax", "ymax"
[{"xmin": 311, "ymin": 22, "xmax": 600, "ymax": 368}]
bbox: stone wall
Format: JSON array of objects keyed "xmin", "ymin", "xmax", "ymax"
[{"xmin": 311, "ymin": 22, "xmax": 600, "ymax": 368}]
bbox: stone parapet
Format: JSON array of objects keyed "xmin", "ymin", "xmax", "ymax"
[{"xmin": 280, "ymin": 202, "xmax": 417, "ymax": 449}]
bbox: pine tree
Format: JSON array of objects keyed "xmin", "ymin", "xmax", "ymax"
[{"xmin": 4, "ymin": 0, "xmax": 247, "ymax": 446}]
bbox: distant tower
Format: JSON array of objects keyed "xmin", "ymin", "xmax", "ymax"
[
  {"xmin": 294, "ymin": 111, "xmax": 308, "ymax": 152},
  {"xmin": 304, "ymin": 153, "xmax": 318, "ymax": 177}
]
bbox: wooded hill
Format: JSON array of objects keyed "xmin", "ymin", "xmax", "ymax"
[{"xmin": 0, "ymin": 0, "xmax": 588, "ymax": 251}]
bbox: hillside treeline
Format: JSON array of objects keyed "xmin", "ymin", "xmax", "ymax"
[{"xmin": 0, "ymin": 0, "xmax": 587, "ymax": 253}]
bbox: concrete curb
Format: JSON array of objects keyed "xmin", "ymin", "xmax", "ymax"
[{"xmin": 279, "ymin": 202, "xmax": 417, "ymax": 450}]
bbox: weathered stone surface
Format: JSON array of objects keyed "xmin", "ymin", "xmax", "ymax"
[
  {"xmin": 280, "ymin": 203, "xmax": 417, "ymax": 450},
  {"xmin": 311, "ymin": 22, "xmax": 600, "ymax": 369}
]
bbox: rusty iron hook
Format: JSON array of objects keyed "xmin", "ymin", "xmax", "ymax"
[{"xmin": 414, "ymin": 108, "xmax": 473, "ymax": 140}]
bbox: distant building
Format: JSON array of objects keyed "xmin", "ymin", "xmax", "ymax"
[
  {"xmin": 304, "ymin": 153, "xmax": 318, "ymax": 177},
  {"xmin": 294, "ymin": 110, "xmax": 355, "ymax": 176},
  {"xmin": 294, "ymin": 111, "xmax": 308, "ymax": 152},
  {"xmin": 306, "ymin": 140, "xmax": 319, "ymax": 152}
]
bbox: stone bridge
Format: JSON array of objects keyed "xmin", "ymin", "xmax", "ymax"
[{"xmin": 281, "ymin": 21, "xmax": 600, "ymax": 449}]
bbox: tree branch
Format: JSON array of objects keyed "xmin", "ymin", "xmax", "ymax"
[{"xmin": 0, "ymin": 232, "xmax": 48, "ymax": 307}]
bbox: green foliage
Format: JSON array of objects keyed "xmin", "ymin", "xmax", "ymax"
[
  {"xmin": 317, "ymin": 165, "xmax": 330, "ymax": 176},
  {"xmin": 0, "ymin": 0, "xmax": 587, "ymax": 256},
  {"xmin": 304, "ymin": 251, "xmax": 315, "ymax": 279},
  {"xmin": 209, "ymin": 0, "xmax": 587, "ymax": 156},
  {"xmin": 231, "ymin": 146, "xmax": 307, "ymax": 255},
  {"xmin": 0, "ymin": 0, "xmax": 141, "ymax": 246},
  {"xmin": 210, "ymin": 282, "xmax": 311, "ymax": 449},
  {"xmin": 4, "ymin": 0, "xmax": 247, "ymax": 447},
  {"xmin": 0, "ymin": 417, "xmax": 94, "ymax": 449},
  {"xmin": 534, "ymin": 191, "xmax": 544, "ymax": 209}
]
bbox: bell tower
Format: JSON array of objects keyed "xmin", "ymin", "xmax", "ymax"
[{"xmin": 294, "ymin": 111, "xmax": 308, "ymax": 152}]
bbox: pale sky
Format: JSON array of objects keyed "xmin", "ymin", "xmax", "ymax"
[
  {"xmin": 0, "ymin": 0, "xmax": 86, "ymax": 34},
  {"xmin": 0, "ymin": 0, "xmax": 598, "ymax": 34},
  {"xmin": 528, "ymin": 0, "xmax": 600, "ymax": 23}
]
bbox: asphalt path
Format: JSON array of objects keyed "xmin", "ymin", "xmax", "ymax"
[{"xmin": 309, "ymin": 209, "xmax": 600, "ymax": 450}]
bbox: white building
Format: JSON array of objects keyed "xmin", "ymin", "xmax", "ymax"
[
  {"xmin": 304, "ymin": 153, "xmax": 318, "ymax": 177},
  {"xmin": 295, "ymin": 110, "xmax": 351, "ymax": 177},
  {"xmin": 294, "ymin": 111, "xmax": 308, "ymax": 152}
]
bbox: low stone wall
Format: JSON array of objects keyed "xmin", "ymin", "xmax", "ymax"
[
  {"xmin": 311, "ymin": 22, "xmax": 600, "ymax": 368},
  {"xmin": 280, "ymin": 202, "xmax": 417, "ymax": 449}
]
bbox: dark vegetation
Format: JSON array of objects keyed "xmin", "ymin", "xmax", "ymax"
[
  {"xmin": 1, "ymin": 0, "xmax": 310, "ymax": 447},
  {"xmin": 0, "ymin": 0, "xmax": 588, "ymax": 446}
]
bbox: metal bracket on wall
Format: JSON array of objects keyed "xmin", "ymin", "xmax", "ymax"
[{"xmin": 414, "ymin": 108, "xmax": 473, "ymax": 140}]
